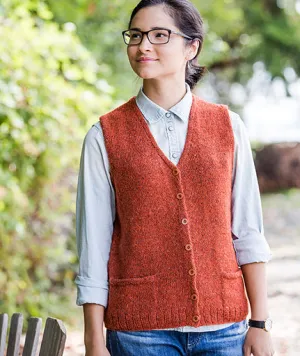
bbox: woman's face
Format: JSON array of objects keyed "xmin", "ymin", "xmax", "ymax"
[{"xmin": 127, "ymin": 5, "xmax": 194, "ymax": 82}]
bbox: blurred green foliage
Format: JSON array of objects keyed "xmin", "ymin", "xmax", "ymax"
[
  {"xmin": 0, "ymin": 0, "xmax": 299, "ymax": 328},
  {"xmin": 46, "ymin": 0, "xmax": 300, "ymax": 99},
  {"xmin": 0, "ymin": 0, "xmax": 114, "ymax": 326}
]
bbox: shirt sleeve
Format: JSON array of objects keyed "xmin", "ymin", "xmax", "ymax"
[
  {"xmin": 229, "ymin": 110, "xmax": 272, "ymax": 266},
  {"xmin": 74, "ymin": 121, "xmax": 115, "ymax": 307}
]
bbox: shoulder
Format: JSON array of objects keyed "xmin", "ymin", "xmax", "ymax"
[
  {"xmin": 192, "ymin": 95, "xmax": 244, "ymax": 124},
  {"xmin": 227, "ymin": 109, "xmax": 249, "ymax": 138},
  {"xmin": 193, "ymin": 95, "xmax": 233, "ymax": 121},
  {"xmin": 82, "ymin": 121, "xmax": 105, "ymax": 152},
  {"xmin": 85, "ymin": 121, "xmax": 103, "ymax": 140},
  {"xmin": 100, "ymin": 97, "xmax": 136, "ymax": 122}
]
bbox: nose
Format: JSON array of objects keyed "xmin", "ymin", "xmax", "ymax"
[{"xmin": 138, "ymin": 33, "xmax": 153, "ymax": 51}]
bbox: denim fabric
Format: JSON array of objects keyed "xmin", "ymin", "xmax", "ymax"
[{"xmin": 106, "ymin": 319, "xmax": 248, "ymax": 355}]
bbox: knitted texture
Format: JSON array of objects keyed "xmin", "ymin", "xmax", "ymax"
[{"xmin": 100, "ymin": 94, "xmax": 249, "ymax": 331}]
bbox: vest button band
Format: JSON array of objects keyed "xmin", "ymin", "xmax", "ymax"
[
  {"xmin": 188, "ymin": 268, "xmax": 195, "ymax": 275},
  {"xmin": 193, "ymin": 315, "xmax": 200, "ymax": 322}
]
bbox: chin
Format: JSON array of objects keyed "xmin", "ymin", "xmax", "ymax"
[
  {"xmin": 134, "ymin": 69, "xmax": 158, "ymax": 79},
  {"xmin": 139, "ymin": 74, "xmax": 156, "ymax": 79}
]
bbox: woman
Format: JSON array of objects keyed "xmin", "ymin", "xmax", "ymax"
[{"xmin": 75, "ymin": 0, "xmax": 275, "ymax": 355}]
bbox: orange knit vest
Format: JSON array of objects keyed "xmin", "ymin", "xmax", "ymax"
[{"xmin": 100, "ymin": 94, "xmax": 249, "ymax": 331}]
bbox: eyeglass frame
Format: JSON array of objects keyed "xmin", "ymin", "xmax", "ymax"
[{"xmin": 121, "ymin": 27, "xmax": 194, "ymax": 46}]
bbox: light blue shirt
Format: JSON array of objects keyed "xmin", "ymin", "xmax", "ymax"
[{"xmin": 75, "ymin": 83, "xmax": 272, "ymax": 332}]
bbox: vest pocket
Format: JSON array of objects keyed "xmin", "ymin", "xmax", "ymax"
[
  {"xmin": 108, "ymin": 274, "xmax": 157, "ymax": 316},
  {"xmin": 221, "ymin": 268, "xmax": 246, "ymax": 305},
  {"xmin": 221, "ymin": 268, "xmax": 243, "ymax": 280}
]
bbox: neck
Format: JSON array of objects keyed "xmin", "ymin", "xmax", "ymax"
[{"xmin": 142, "ymin": 78, "xmax": 187, "ymax": 111}]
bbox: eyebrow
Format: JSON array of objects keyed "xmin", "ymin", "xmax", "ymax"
[{"xmin": 129, "ymin": 26, "xmax": 168, "ymax": 31}]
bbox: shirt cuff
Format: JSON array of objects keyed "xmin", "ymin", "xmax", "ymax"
[
  {"xmin": 75, "ymin": 275, "xmax": 108, "ymax": 307},
  {"xmin": 233, "ymin": 233, "xmax": 273, "ymax": 266}
]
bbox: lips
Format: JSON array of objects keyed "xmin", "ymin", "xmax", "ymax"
[{"xmin": 137, "ymin": 57, "xmax": 158, "ymax": 62}]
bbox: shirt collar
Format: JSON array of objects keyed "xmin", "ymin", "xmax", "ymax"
[{"xmin": 135, "ymin": 82, "xmax": 192, "ymax": 124}]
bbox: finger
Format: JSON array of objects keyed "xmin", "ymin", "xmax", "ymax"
[{"xmin": 243, "ymin": 344, "xmax": 251, "ymax": 356}]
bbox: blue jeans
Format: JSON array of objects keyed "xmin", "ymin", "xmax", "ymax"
[{"xmin": 106, "ymin": 319, "xmax": 248, "ymax": 355}]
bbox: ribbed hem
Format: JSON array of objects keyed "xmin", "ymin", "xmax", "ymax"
[{"xmin": 104, "ymin": 304, "xmax": 249, "ymax": 331}]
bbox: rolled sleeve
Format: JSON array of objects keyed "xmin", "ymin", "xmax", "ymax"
[
  {"xmin": 230, "ymin": 111, "xmax": 272, "ymax": 266},
  {"xmin": 75, "ymin": 276, "xmax": 108, "ymax": 307},
  {"xmin": 232, "ymin": 229, "xmax": 272, "ymax": 266}
]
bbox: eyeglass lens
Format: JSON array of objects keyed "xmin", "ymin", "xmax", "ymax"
[{"xmin": 124, "ymin": 29, "xmax": 170, "ymax": 45}]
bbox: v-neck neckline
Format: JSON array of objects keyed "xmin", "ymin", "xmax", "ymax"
[{"xmin": 131, "ymin": 94, "xmax": 197, "ymax": 170}]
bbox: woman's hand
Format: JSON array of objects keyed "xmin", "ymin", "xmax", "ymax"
[
  {"xmin": 243, "ymin": 327, "xmax": 275, "ymax": 356},
  {"xmin": 85, "ymin": 344, "xmax": 111, "ymax": 356}
]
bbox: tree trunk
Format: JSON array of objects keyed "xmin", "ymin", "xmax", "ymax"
[{"xmin": 254, "ymin": 143, "xmax": 300, "ymax": 193}]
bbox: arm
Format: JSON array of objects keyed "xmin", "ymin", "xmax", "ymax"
[
  {"xmin": 75, "ymin": 122, "xmax": 115, "ymax": 353},
  {"xmin": 83, "ymin": 304, "xmax": 107, "ymax": 353},
  {"xmin": 241, "ymin": 262, "xmax": 269, "ymax": 320},
  {"xmin": 229, "ymin": 111, "xmax": 274, "ymax": 355},
  {"xmin": 242, "ymin": 262, "xmax": 274, "ymax": 356},
  {"xmin": 230, "ymin": 111, "xmax": 271, "ymax": 266}
]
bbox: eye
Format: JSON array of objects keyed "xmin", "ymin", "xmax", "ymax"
[
  {"xmin": 155, "ymin": 32, "xmax": 167, "ymax": 38},
  {"xmin": 129, "ymin": 31, "xmax": 142, "ymax": 39},
  {"xmin": 131, "ymin": 33, "xmax": 141, "ymax": 39}
]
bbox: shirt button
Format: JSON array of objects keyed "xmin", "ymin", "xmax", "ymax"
[
  {"xmin": 193, "ymin": 315, "xmax": 200, "ymax": 322},
  {"xmin": 185, "ymin": 244, "xmax": 192, "ymax": 251},
  {"xmin": 168, "ymin": 126, "xmax": 174, "ymax": 131},
  {"xmin": 177, "ymin": 193, "xmax": 183, "ymax": 199},
  {"xmin": 191, "ymin": 293, "xmax": 198, "ymax": 300},
  {"xmin": 165, "ymin": 112, "xmax": 171, "ymax": 118},
  {"xmin": 182, "ymin": 218, "xmax": 188, "ymax": 225},
  {"xmin": 188, "ymin": 268, "xmax": 195, "ymax": 276},
  {"xmin": 173, "ymin": 169, "xmax": 179, "ymax": 176},
  {"xmin": 172, "ymin": 153, "xmax": 178, "ymax": 158}
]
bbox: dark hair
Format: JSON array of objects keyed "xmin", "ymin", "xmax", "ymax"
[{"xmin": 128, "ymin": 0, "xmax": 206, "ymax": 90}]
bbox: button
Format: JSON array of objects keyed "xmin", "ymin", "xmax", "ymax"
[
  {"xmin": 165, "ymin": 112, "xmax": 171, "ymax": 118},
  {"xmin": 188, "ymin": 268, "xmax": 195, "ymax": 276},
  {"xmin": 177, "ymin": 193, "xmax": 183, "ymax": 199},
  {"xmin": 182, "ymin": 218, "xmax": 188, "ymax": 225},
  {"xmin": 168, "ymin": 126, "xmax": 174, "ymax": 131},
  {"xmin": 172, "ymin": 153, "xmax": 178, "ymax": 158},
  {"xmin": 173, "ymin": 169, "xmax": 179, "ymax": 176},
  {"xmin": 193, "ymin": 315, "xmax": 200, "ymax": 322},
  {"xmin": 191, "ymin": 293, "xmax": 198, "ymax": 300},
  {"xmin": 185, "ymin": 244, "xmax": 192, "ymax": 251}
]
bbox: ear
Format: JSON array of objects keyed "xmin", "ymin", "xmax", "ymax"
[{"xmin": 186, "ymin": 39, "xmax": 200, "ymax": 60}]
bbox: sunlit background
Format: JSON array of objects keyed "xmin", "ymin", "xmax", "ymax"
[{"xmin": 0, "ymin": 0, "xmax": 299, "ymax": 355}]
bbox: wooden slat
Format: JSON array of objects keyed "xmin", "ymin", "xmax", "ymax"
[
  {"xmin": 38, "ymin": 318, "xmax": 66, "ymax": 356},
  {"xmin": 0, "ymin": 313, "xmax": 8, "ymax": 356},
  {"xmin": 6, "ymin": 313, "xmax": 23, "ymax": 356},
  {"xmin": 23, "ymin": 317, "xmax": 42, "ymax": 356}
]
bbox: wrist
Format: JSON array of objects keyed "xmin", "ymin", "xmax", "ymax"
[
  {"xmin": 85, "ymin": 344, "xmax": 107, "ymax": 356},
  {"xmin": 84, "ymin": 333, "xmax": 105, "ymax": 347},
  {"xmin": 250, "ymin": 307, "xmax": 269, "ymax": 320},
  {"xmin": 250, "ymin": 313, "xmax": 269, "ymax": 320},
  {"xmin": 248, "ymin": 317, "xmax": 273, "ymax": 332}
]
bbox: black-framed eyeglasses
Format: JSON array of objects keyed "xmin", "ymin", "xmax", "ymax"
[{"xmin": 122, "ymin": 27, "xmax": 193, "ymax": 46}]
